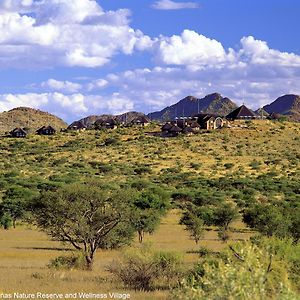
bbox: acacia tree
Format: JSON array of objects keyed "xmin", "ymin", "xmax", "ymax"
[
  {"xmin": 31, "ymin": 183, "xmax": 134, "ymax": 270},
  {"xmin": 132, "ymin": 187, "xmax": 170, "ymax": 243},
  {"xmin": 1, "ymin": 186, "xmax": 38, "ymax": 228},
  {"xmin": 180, "ymin": 211, "xmax": 205, "ymax": 244},
  {"xmin": 213, "ymin": 203, "xmax": 239, "ymax": 242}
]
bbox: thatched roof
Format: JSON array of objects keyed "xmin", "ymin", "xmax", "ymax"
[
  {"xmin": 169, "ymin": 125, "xmax": 182, "ymax": 132},
  {"xmin": 67, "ymin": 121, "xmax": 87, "ymax": 130},
  {"xmin": 10, "ymin": 127, "xmax": 27, "ymax": 136},
  {"xmin": 226, "ymin": 105, "xmax": 257, "ymax": 120},
  {"xmin": 161, "ymin": 123, "xmax": 173, "ymax": 131},
  {"xmin": 182, "ymin": 126, "xmax": 194, "ymax": 134}
]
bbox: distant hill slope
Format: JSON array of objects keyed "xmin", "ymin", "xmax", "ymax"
[
  {"xmin": 148, "ymin": 93, "xmax": 238, "ymax": 121},
  {"xmin": 0, "ymin": 107, "xmax": 67, "ymax": 133},
  {"xmin": 263, "ymin": 94, "xmax": 300, "ymax": 121},
  {"xmin": 71, "ymin": 111, "xmax": 149, "ymax": 128}
]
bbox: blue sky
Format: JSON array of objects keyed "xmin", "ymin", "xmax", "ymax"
[{"xmin": 0, "ymin": 0, "xmax": 300, "ymax": 122}]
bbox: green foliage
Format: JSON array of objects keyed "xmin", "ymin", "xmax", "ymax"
[
  {"xmin": 173, "ymin": 240, "xmax": 297, "ymax": 300},
  {"xmin": 131, "ymin": 185, "xmax": 170, "ymax": 242},
  {"xmin": 0, "ymin": 212, "xmax": 12, "ymax": 229},
  {"xmin": 30, "ymin": 183, "xmax": 135, "ymax": 269},
  {"xmin": 180, "ymin": 211, "xmax": 204, "ymax": 244},
  {"xmin": 47, "ymin": 253, "xmax": 86, "ymax": 270},
  {"xmin": 243, "ymin": 204, "xmax": 294, "ymax": 239}
]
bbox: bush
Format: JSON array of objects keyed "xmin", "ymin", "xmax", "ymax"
[
  {"xmin": 104, "ymin": 137, "xmax": 120, "ymax": 146},
  {"xmin": 172, "ymin": 241, "xmax": 297, "ymax": 299},
  {"xmin": 224, "ymin": 163, "xmax": 234, "ymax": 169},
  {"xmin": 108, "ymin": 245, "xmax": 183, "ymax": 291},
  {"xmin": 0, "ymin": 212, "xmax": 12, "ymax": 229},
  {"xmin": 47, "ymin": 253, "xmax": 86, "ymax": 270}
]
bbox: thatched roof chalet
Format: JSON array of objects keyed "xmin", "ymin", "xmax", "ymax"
[
  {"xmin": 10, "ymin": 127, "xmax": 27, "ymax": 138},
  {"xmin": 36, "ymin": 125, "xmax": 56, "ymax": 135}
]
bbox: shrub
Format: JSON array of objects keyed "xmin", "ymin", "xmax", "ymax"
[
  {"xmin": 47, "ymin": 253, "xmax": 86, "ymax": 270},
  {"xmin": 0, "ymin": 212, "xmax": 12, "ymax": 229},
  {"xmin": 104, "ymin": 137, "xmax": 120, "ymax": 146},
  {"xmin": 224, "ymin": 163, "xmax": 234, "ymax": 169},
  {"xmin": 108, "ymin": 245, "xmax": 183, "ymax": 291},
  {"xmin": 172, "ymin": 241, "xmax": 296, "ymax": 300}
]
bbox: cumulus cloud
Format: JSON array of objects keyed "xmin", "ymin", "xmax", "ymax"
[
  {"xmin": 0, "ymin": 0, "xmax": 151, "ymax": 68},
  {"xmin": 41, "ymin": 79, "xmax": 82, "ymax": 93},
  {"xmin": 152, "ymin": 30, "xmax": 300, "ymax": 70},
  {"xmin": 1, "ymin": 24, "xmax": 300, "ymax": 121},
  {"xmin": 0, "ymin": 91, "xmax": 135, "ymax": 122},
  {"xmin": 239, "ymin": 36, "xmax": 300, "ymax": 67},
  {"xmin": 152, "ymin": 0, "xmax": 199, "ymax": 10},
  {"xmin": 154, "ymin": 30, "xmax": 231, "ymax": 67}
]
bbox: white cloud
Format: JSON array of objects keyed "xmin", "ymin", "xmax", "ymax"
[
  {"xmin": 87, "ymin": 79, "xmax": 108, "ymax": 91},
  {"xmin": 0, "ymin": 0, "xmax": 150, "ymax": 68},
  {"xmin": 0, "ymin": 91, "xmax": 135, "ymax": 122},
  {"xmin": 239, "ymin": 36, "xmax": 300, "ymax": 67},
  {"xmin": 41, "ymin": 79, "xmax": 82, "ymax": 93},
  {"xmin": 1, "ymin": 27, "xmax": 300, "ymax": 121},
  {"xmin": 155, "ymin": 30, "xmax": 230, "ymax": 66},
  {"xmin": 152, "ymin": 0, "xmax": 199, "ymax": 10}
]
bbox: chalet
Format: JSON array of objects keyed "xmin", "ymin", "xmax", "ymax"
[
  {"xmin": 194, "ymin": 114, "xmax": 224, "ymax": 130},
  {"xmin": 67, "ymin": 121, "xmax": 87, "ymax": 131},
  {"xmin": 131, "ymin": 116, "xmax": 150, "ymax": 127},
  {"xmin": 94, "ymin": 118, "xmax": 117, "ymax": 130},
  {"xmin": 36, "ymin": 125, "xmax": 56, "ymax": 135},
  {"xmin": 189, "ymin": 121, "xmax": 200, "ymax": 131},
  {"xmin": 168, "ymin": 125, "xmax": 182, "ymax": 137},
  {"xmin": 10, "ymin": 128, "xmax": 27, "ymax": 138},
  {"xmin": 226, "ymin": 105, "xmax": 257, "ymax": 121},
  {"xmin": 161, "ymin": 122, "xmax": 173, "ymax": 133},
  {"xmin": 182, "ymin": 126, "xmax": 194, "ymax": 136}
]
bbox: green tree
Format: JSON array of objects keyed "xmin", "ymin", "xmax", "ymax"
[
  {"xmin": 132, "ymin": 186, "xmax": 170, "ymax": 243},
  {"xmin": 180, "ymin": 211, "xmax": 205, "ymax": 244},
  {"xmin": 30, "ymin": 183, "xmax": 134, "ymax": 270},
  {"xmin": 243, "ymin": 204, "xmax": 291, "ymax": 238},
  {"xmin": 0, "ymin": 186, "xmax": 38, "ymax": 228}
]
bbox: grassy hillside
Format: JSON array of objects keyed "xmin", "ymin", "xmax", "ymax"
[
  {"xmin": 0, "ymin": 119, "xmax": 298, "ymax": 181},
  {"xmin": 0, "ymin": 119, "xmax": 299, "ymax": 298},
  {"xmin": 0, "ymin": 107, "xmax": 67, "ymax": 133}
]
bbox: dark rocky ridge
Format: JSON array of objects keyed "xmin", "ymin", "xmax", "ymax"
[
  {"xmin": 263, "ymin": 94, "xmax": 300, "ymax": 121},
  {"xmin": 147, "ymin": 93, "xmax": 238, "ymax": 121}
]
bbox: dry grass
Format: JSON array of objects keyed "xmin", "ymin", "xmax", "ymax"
[{"xmin": 0, "ymin": 210, "xmax": 252, "ymax": 298}]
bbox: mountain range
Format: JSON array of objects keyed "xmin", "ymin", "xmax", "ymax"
[
  {"xmin": 1, "ymin": 93, "xmax": 300, "ymax": 132},
  {"xmin": 148, "ymin": 93, "xmax": 238, "ymax": 121},
  {"xmin": 263, "ymin": 94, "xmax": 300, "ymax": 121}
]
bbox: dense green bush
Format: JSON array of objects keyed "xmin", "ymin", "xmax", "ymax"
[{"xmin": 172, "ymin": 240, "xmax": 297, "ymax": 299}]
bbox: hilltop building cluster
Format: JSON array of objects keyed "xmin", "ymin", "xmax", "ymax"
[
  {"xmin": 5, "ymin": 92, "xmax": 295, "ymax": 138},
  {"xmin": 160, "ymin": 104, "xmax": 268, "ymax": 137}
]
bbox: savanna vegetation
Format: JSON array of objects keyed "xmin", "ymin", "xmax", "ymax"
[{"xmin": 0, "ymin": 119, "xmax": 299, "ymax": 299}]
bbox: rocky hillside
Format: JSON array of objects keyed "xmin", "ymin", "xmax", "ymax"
[
  {"xmin": 148, "ymin": 93, "xmax": 237, "ymax": 121},
  {"xmin": 71, "ymin": 111, "xmax": 149, "ymax": 128},
  {"xmin": 0, "ymin": 107, "xmax": 67, "ymax": 133},
  {"xmin": 263, "ymin": 94, "xmax": 300, "ymax": 120}
]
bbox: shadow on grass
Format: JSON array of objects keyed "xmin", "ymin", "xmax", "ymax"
[{"xmin": 14, "ymin": 246, "xmax": 73, "ymax": 251}]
